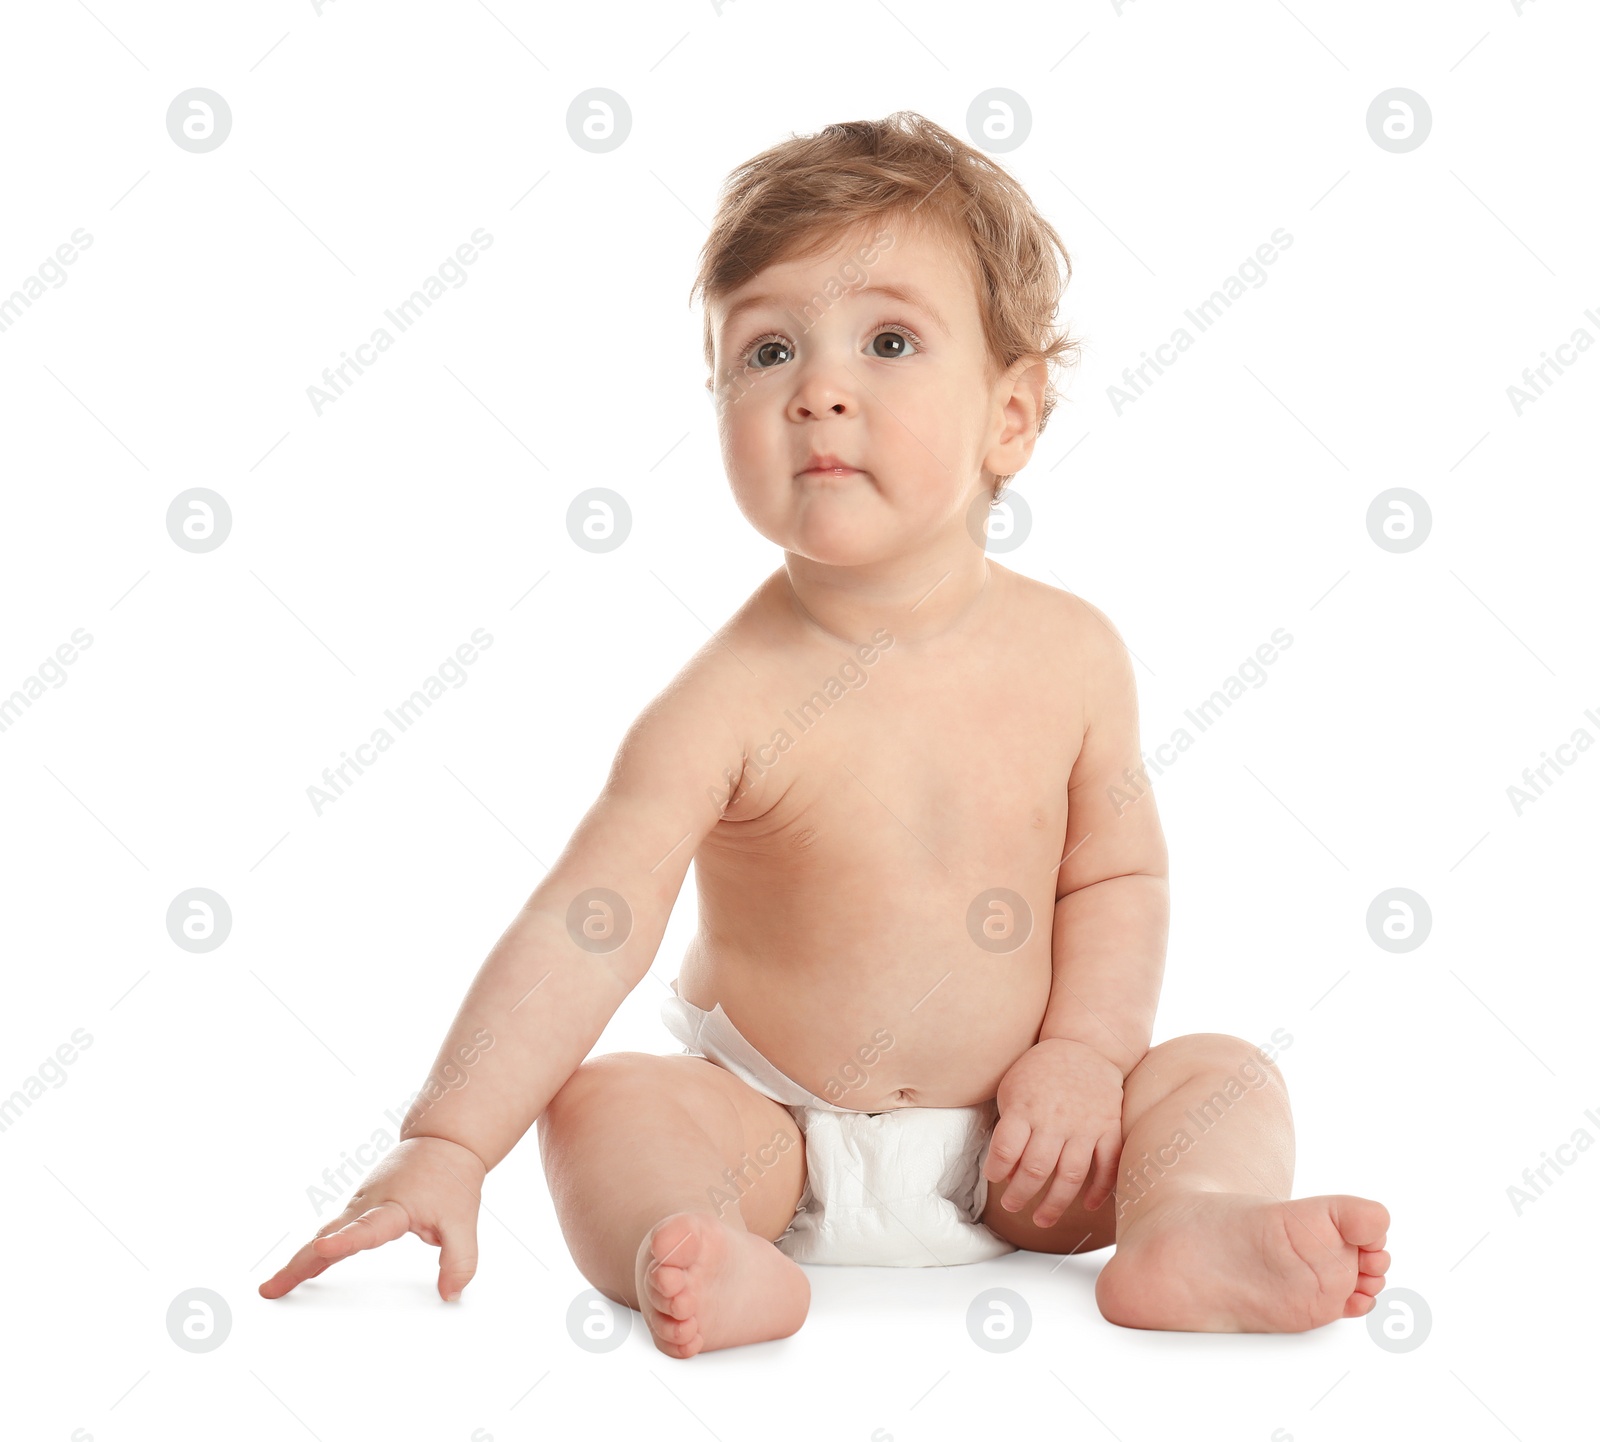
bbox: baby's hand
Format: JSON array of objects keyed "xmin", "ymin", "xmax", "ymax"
[
  {"xmin": 985, "ymin": 1038, "xmax": 1124, "ymax": 1228},
  {"xmin": 258, "ymin": 1136, "xmax": 487, "ymax": 1302}
]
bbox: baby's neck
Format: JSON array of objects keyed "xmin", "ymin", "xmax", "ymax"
[{"xmin": 781, "ymin": 550, "xmax": 995, "ymax": 650}]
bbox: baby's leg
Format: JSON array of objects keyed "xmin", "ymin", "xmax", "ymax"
[
  {"xmin": 536, "ymin": 1051, "xmax": 810, "ymax": 1359},
  {"xmin": 1096, "ymin": 1032, "xmax": 1391, "ymax": 1332}
]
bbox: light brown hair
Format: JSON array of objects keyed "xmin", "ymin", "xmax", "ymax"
[{"xmin": 688, "ymin": 110, "xmax": 1080, "ymax": 495}]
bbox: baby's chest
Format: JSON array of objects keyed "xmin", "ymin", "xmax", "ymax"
[{"xmin": 728, "ymin": 662, "xmax": 1080, "ymax": 870}]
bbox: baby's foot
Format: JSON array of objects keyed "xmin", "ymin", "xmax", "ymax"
[
  {"xmin": 637, "ymin": 1212, "xmax": 810, "ymax": 1359},
  {"xmin": 1095, "ymin": 1190, "xmax": 1391, "ymax": 1333}
]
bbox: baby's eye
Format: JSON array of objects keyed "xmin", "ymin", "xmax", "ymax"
[
  {"xmin": 748, "ymin": 337, "xmax": 793, "ymax": 369},
  {"xmin": 868, "ymin": 326, "xmax": 920, "ymax": 359}
]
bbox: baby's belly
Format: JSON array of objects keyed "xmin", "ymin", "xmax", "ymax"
[{"xmin": 675, "ymin": 905, "xmax": 1055, "ymax": 1111}]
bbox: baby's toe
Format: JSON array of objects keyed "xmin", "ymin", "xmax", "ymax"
[
  {"xmin": 655, "ymin": 1313, "xmax": 699, "ymax": 1345},
  {"xmin": 1336, "ymin": 1196, "xmax": 1390, "ymax": 1249},
  {"xmin": 647, "ymin": 1261, "xmax": 688, "ymax": 1300},
  {"xmin": 647, "ymin": 1276, "xmax": 694, "ymax": 1320}
]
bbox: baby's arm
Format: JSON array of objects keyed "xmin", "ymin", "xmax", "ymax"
[
  {"xmin": 984, "ymin": 598, "xmax": 1169, "ymax": 1226},
  {"xmin": 1042, "ymin": 597, "xmax": 1170, "ymax": 1073},
  {"xmin": 396, "ymin": 654, "xmax": 750, "ymax": 1167},
  {"xmin": 259, "ymin": 646, "xmax": 750, "ymax": 1301}
]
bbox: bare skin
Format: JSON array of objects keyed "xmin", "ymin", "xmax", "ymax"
[{"xmin": 258, "ymin": 211, "xmax": 1390, "ymax": 1356}]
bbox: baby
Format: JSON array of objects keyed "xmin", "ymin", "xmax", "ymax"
[{"xmin": 260, "ymin": 111, "xmax": 1391, "ymax": 1357}]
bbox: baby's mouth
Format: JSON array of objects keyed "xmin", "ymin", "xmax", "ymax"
[
  {"xmin": 797, "ymin": 454, "xmax": 862, "ymax": 479},
  {"xmin": 797, "ymin": 464, "xmax": 864, "ymax": 482}
]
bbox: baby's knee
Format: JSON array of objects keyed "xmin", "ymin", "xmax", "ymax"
[
  {"xmin": 541, "ymin": 1051, "xmax": 734, "ymax": 1137},
  {"xmin": 1143, "ymin": 1032, "xmax": 1287, "ymax": 1093},
  {"xmin": 541, "ymin": 1051, "xmax": 663, "ymax": 1130}
]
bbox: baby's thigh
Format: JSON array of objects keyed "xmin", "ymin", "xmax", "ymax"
[
  {"xmin": 539, "ymin": 1051, "xmax": 807, "ymax": 1242},
  {"xmin": 682, "ymin": 1054, "xmax": 809, "ymax": 1239}
]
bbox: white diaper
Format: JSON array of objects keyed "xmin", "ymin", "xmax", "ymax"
[{"xmin": 660, "ymin": 980, "xmax": 1016, "ymax": 1267}]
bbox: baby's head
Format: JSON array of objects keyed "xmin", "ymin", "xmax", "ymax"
[{"xmin": 690, "ymin": 111, "xmax": 1078, "ymax": 568}]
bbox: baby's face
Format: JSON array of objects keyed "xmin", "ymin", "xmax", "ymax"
[{"xmin": 706, "ymin": 218, "xmax": 1033, "ymax": 566}]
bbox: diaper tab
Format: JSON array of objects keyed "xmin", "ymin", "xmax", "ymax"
[{"xmin": 659, "ymin": 980, "xmax": 845, "ymax": 1112}]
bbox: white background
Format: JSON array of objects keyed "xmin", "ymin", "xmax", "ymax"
[{"xmin": 2, "ymin": 1, "xmax": 1594, "ymax": 1439}]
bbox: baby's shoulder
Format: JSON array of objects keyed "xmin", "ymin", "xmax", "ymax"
[
  {"xmin": 1000, "ymin": 565, "xmax": 1130, "ymax": 668},
  {"xmin": 649, "ymin": 574, "xmax": 796, "ymax": 726}
]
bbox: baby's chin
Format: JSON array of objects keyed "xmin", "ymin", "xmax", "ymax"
[
  {"xmin": 732, "ymin": 475, "xmax": 960, "ymax": 565},
  {"xmin": 778, "ymin": 510, "xmax": 942, "ymax": 569}
]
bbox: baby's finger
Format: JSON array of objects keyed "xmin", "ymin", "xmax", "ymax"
[
  {"xmin": 1080, "ymin": 1130, "xmax": 1123, "ymax": 1212},
  {"xmin": 982, "ymin": 1114, "xmax": 1034, "ymax": 1185},
  {"xmin": 258, "ymin": 1233, "xmax": 340, "ymax": 1299},
  {"xmin": 999, "ymin": 1130, "xmax": 1066, "ymax": 1212},
  {"xmin": 1030, "ymin": 1135, "xmax": 1096, "ymax": 1226},
  {"xmin": 437, "ymin": 1215, "xmax": 480, "ymax": 1302},
  {"xmin": 311, "ymin": 1201, "xmax": 410, "ymax": 1261},
  {"xmin": 258, "ymin": 1209, "xmax": 378, "ymax": 1300}
]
